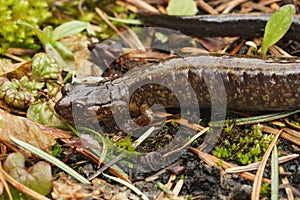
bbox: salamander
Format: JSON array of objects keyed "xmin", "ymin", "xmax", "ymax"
[
  {"xmin": 55, "ymin": 53, "xmax": 300, "ymax": 172},
  {"xmin": 55, "ymin": 12, "xmax": 300, "ymax": 172},
  {"xmin": 55, "ymin": 54, "xmax": 300, "ymax": 172},
  {"xmin": 55, "ymin": 54, "xmax": 300, "ymax": 127}
]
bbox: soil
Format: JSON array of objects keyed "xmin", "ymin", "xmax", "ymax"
[{"xmin": 131, "ymin": 149, "xmax": 300, "ymax": 200}]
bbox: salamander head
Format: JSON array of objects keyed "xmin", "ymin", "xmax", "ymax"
[{"xmin": 55, "ymin": 83, "xmax": 113, "ymax": 125}]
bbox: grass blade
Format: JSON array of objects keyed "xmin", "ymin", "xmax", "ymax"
[
  {"xmin": 10, "ymin": 135, "xmax": 90, "ymax": 184},
  {"xmin": 271, "ymin": 145, "xmax": 279, "ymax": 200}
]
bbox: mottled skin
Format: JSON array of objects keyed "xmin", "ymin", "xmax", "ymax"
[
  {"xmin": 55, "ymin": 54, "xmax": 300, "ymax": 172},
  {"xmin": 56, "ymin": 54, "xmax": 300, "ymax": 124}
]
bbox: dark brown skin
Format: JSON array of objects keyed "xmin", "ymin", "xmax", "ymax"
[
  {"xmin": 55, "ymin": 13, "xmax": 300, "ymax": 173},
  {"xmin": 139, "ymin": 13, "xmax": 300, "ymax": 41},
  {"xmin": 55, "ymin": 54, "xmax": 300, "ymax": 126},
  {"xmin": 55, "ymin": 54, "xmax": 300, "ymax": 172}
]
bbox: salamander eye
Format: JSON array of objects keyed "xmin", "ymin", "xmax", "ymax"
[{"xmin": 73, "ymin": 100, "xmax": 86, "ymax": 110}]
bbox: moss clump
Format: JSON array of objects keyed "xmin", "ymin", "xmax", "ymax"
[
  {"xmin": 0, "ymin": 0, "xmax": 51, "ymax": 54},
  {"xmin": 213, "ymin": 123, "xmax": 274, "ymax": 165}
]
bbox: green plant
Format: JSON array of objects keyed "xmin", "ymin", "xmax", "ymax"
[
  {"xmin": 31, "ymin": 53, "xmax": 61, "ymax": 81},
  {"xmin": 27, "ymin": 102, "xmax": 64, "ymax": 126},
  {"xmin": 3, "ymin": 152, "xmax": 52, "ymax": 195},
  {"xmin": 0, "ymin": 0, "xmax": 51, "ymax": 54},
  {"xmin": 245, "ymin": 5, "xmax": 295, "ymax": 56},
  {"xmin": 213, "ymin": 124, "xmax": 274, "ymax": 165},
  {"xmin": 18, "ymin": 20, "xmax": 95, "ymax": 68},
  {"xmin": 260, "ymin": 183, "xmax": 270, "ymax": 197},
  {"xmin": 0, "ymin": 76, "xmax": 44, "ymax": 109},
  {"xmin": 261, "ymin": 4, "xmax": 295, "ymax": 55},
  {"xmin": 167, "ymin": 0, "xmax": 197, "ymax": 16},
  {"xmin": 116, "ymin": 135, "xmax": 136, "ymax": 153},
  {"xmin": 50, "ymin": 143, "xmax": 65, "ymax": 159},
  {"xmin": 0, "ymin": 53, "xmax": 63, "ymax": 110}
]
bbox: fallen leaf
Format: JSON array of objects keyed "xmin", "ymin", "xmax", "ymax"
[
  {"xmin": 0, "ymin": 59, "xmax": 32, "ymax": 79},
  {"xmin": 0, "ymin": 109, "xmax": 55, "ymax": 151}
]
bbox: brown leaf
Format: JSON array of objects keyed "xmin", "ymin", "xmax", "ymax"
[
  {"xmin": 0, "ymin": 59, "xmax": 32, "ymax": 79},
  {"xmin": 0, "ymin": 109, "xmax": 55, "ymax": 151}
]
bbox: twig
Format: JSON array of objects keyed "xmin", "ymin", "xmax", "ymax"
[
  {"xmin": 95, "ymin": 7, "xmax": 145, "ymax": 51},
  {"xmin": 197, "ymin": 0, "xmax": 218, "ymax": 14},
  {"xmin": 126, "ymin": 0, "xmax": 159, "ymax": 13},
  {"xmin": 189, "ymin": 147, "xmax": 271, "ymax": 183},
  {"xmin": 78, "ymin": 0, "xmax": 85, "ymax": 15},
  {"xmin": 155, "ymin": 175, "xmax": 176, "ymax": 200},
  {"xmin": 279, "ymin": 166, "xmax": 294, "ymax": 200},
  {"xmin": 262, "ymin": 126, "xmax": 300, "ymax": 146},
  {"xmin": 216, "ymin": 0, "xmax": 248, "ymax": 13},
  {"xmin": 4, "ymin": 53, "xmax": 26, "ymax": 62},
  {"xmin": 172, "ymin": 179, "xmax": 184, "ymax": 196},
  {"xmin": 0, "ymin": 163, "xmax": 12, "ymax": 200},
  {"xmin": 226, "ymin": 154, "xmax": 299, "ymax": 173}
]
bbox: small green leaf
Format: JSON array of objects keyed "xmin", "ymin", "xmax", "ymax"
[
  {"xmin": 3, "ymin": 153, "xmax": 25, "ymax": 170},
  {"xmin": 52, "ymin": 20, "xmax": 93, "ymax": 41},
  {"xmin": 31, "ymin": 53, "xmax": 60, "ymax": 81},
  {"xmin": 17, "ymin": 20, "xmax": 50, "ymax": 45},
  {"xmin": 45, "ymin": 42, "xmax": 75, "ymax": 68},
  {"xmin": 261, "ymin": 4, "xmax": 295, "ymax": 55},
  {"xmin": 166, "ymin": 0, "xmax": 198, "ymax": 16},
  {"xmin": 27, "ymin": 102, "xmax": 64, "ymax": 126},
  {"xmin": 51, "ymin": 41, "xmax": 75, "ymax": 63},
  {"xmin": 3, "ymin": 153, "xmax": 52, "ymax": 195},
  {"xmin": 27, "ymin": 161, "xmax": 52, "ymax": 195}
]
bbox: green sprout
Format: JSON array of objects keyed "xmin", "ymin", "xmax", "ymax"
[
  {"xmin": 261, "ymin": 4, "xmax": 295, "ymax": 55},
  {"xmin": 115, "ymin": 135, "xmax": 136, "ymax": 153},
  {"xmin": 260, "ymin": 183, "xmax": 270, "ymax": 197},
  {"xmin": 31, "ymin": 53, "xmax": 61, "ymax": 81},
  {"xmin": 18, "ymin": 20, "xmax": 95, "ymax": 68}
]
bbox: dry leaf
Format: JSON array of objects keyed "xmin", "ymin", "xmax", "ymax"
[
  {"xmin": 0, "ymin": 109, "xmax": 55, "ymax": 151},
  {"xmin": 0, "ymin": 59, "xmax": 32, "ymax": 79}
]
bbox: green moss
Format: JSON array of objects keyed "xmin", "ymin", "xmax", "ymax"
[
  {"xmin": 260, "ymin": 183, "xmax": 270, "ymax": 197},
  {"xmin": 50, "ymin": 143, "xmax": 65, "ymax": 159},
  {"xmin": 115, "ymin": 135, "xmax": 135, "ymax": 153},
  {"xmin": 0, "ymin": 0, "xmax": 51, "ymax": 54},
  {"xmin": 212, "ymin": 124, "xmax": 274, "ymax": 165}
]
